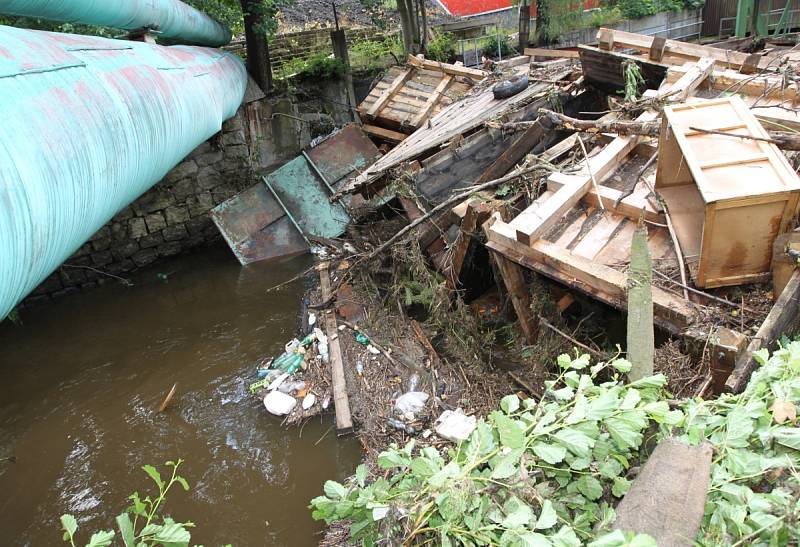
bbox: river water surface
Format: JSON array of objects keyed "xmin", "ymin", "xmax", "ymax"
[{"xmin": 0, "ymin": 243, "xmax": 362, "ymax": 546}]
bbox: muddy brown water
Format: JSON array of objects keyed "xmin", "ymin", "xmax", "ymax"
[{"xmin": 0, "ymin": 244, "xmax": 362, "ymax": 546}]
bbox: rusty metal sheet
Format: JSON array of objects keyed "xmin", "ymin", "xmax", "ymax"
[
  {"xmin": 210, "ymin": 182, "xmax": 307, "ymax": 264},
  {"xmin": 211, "ymin": 124, "xmax": 381, "ymax": 264},
  {"xmin": 306, "ymin": 124, "xmax": 383, "ymax": 188}
]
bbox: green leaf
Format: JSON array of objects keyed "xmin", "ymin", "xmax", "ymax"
[
  {"xmin": 323, "ymin": 480, "xmax": 347, "ymax": 500},
  {"xmin": 553, "ymin": 428, "xmax": 594, "ymax": 459},
  {"xmin": 141, "ymin": 464, "xmax": 165, "ymax": 490},
  {"xmin": 428, "ymin": 461, "xmax": 460, "ymax": 489},
  {"xmin": 501, "ymin": 496, "xmax": 534, "ymax": 528},
  {"xmin": 532, "ymin": 443, "xmax": 567, "ymax": 464},
  {"xmin": 491, "ymin": 448, "xmax": 522, "ymax": 479},
  {"xmin": 377, "ymin": 449, "xmax": 410, "ymax": 469},
  {"xmin": 174, "ymin": 476, "xmax": 190, "ymax": 492},
  {"xmin": 60, "ymin": 514, "xmax": 78, "ymax": 543},
  {"xmin": 494, "ymin": 412, "xmax": 525, "ymax": 449},
  {"xmin": 724, "ymin": 407, "xmax": 754, "ymax": 448},
  {"xmin": 611, "ymin": 477, "xmax": 630, "ymax": 497},
  {"xmin": 151, "ymin": 521, "xmax": 191, "ymax": 544},
  {"xmin": 535, "ymin": 499, "xmax": 558, "ymax": 530},
  {"xmin": 501, "ymin": 394, "xmax": 521, "ymax": 414},
  {"xmin": 605, "ymin": 413, "xmax": 646, "ymax": 450},
  {"xmin": 570, "ymin": 354, "xmax": 591, "ymax": 370},
  {"xmin": 514, "ymin": 531, "xmax": 554, "ymax": 546},
  {"xmin": 550, "ymin": 525, "xmax": 581, "ymax": 547},
  {"xmin": 627, "ymin": 374, "xmax": 666, "ymax": 390},
  {"xmin": 85, "ymin": 530, "xmax": 115, "ymax": 547},
  {"xmin": 115, "ymin": 513, "xmax": 136, "ymax": 547},
  {"xmin": 576, "ymin": 475, "xmax": 603, "ymax": 500},
  {"xmin": 599, "ymin": 458, "xmax": 623, "ymax": 479},
  {"xmin": 586, "ymin": 390, "xmax": 620, "ymax": 420},
  {"xmin": 774, "ymin": 427, "xmax": 800, "ymax": 450},
  {"xmin": 355, "ymin": 464, "xmax": 368, "ymax": 487},
  {"xmin": 611, "ymin": 358, "xmax": 632, "ymax": 373},
  {"xmin": 753, "ymin": 348, "xmax": 770, "ymax": 365},
  {"xmin": 557, "ymin": 354, "xmax": 572, "ymax": 369},
  {"xmin": 551, "ymin": 386, "xmax": 575, "ymax": 401}
]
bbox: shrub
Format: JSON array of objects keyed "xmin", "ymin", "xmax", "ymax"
[
  {"xmin": 427, "ymin": 31, "xmax": 457, "ymax": 63},
  {"xmin": 482, "ymin": 33, "xmax": 514, "ymax": 59},
  {"xmin": 300, "ymin": 53, "xmax": 345, "ymax": 80}
]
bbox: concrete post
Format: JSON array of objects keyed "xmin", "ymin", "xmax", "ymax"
[{"xmin": 330, "ymin": 29, "xmax": 359, "ymax": 124}]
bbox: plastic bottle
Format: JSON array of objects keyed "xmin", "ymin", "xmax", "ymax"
[
  {"xmin": 407, "ymin": 373, "xmax": 420, "ymax": 392},
  {"xmin": 278, "ymin": 380, "xmax": 306, "ymax": 394},
  {"xmin": 281, "ymin": 353, "xmax": 305, "ymax": 374},
  {"xmin": 284, "ymin": 338, "xmax": 300, "ymax": 353},
  {"xmin": 355, "ymin": 332, "xmax": 370, "ymax": 345}
]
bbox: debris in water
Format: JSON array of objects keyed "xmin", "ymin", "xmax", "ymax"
[
  {"xmin": 263, "ymin": 391, "xmax": 297, "ymax": 416},
  {"xmin": 157, "ymin": 383, "xmax": 177, "ymax": 413}
]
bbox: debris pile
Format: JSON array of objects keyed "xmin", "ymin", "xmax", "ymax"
[{"xmin": 217, "ymin": 32, "xmax": 800, "ymax": 543}]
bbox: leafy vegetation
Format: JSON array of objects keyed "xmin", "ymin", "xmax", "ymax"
[
  {"xmin": 482, "ymin": 34, "xmax": 515, "ymax": 60},
  {"xmin": 622, "ymin": 60, "xmax": 645, "ymax": 102},
  {"xmin": 59, "ymin": 460, "xmax": 204, "ymax": 547},
  {"xmin": 311, "ymin": 343, "xmax": 800, "ymax": 545},
  {"xmin": 349, "ymin": 36, "xmax": 404, "ymax": 72},
  {"xmin": 427, "ymin": 31, "xmax": 458, "ymax": 63}
]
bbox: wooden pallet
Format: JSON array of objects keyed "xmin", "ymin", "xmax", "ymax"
[{"xmin": 356, "ymin": 55, "xmax": 485, "ymax": 135}]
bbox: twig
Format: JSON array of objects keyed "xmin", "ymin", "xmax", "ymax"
[
  {"xmin": 652, "ymin": 269, "xmax": 766, "ymax": 314},
  {"xmin": 158, "ymin": 383, "xmax": 177, "ymax": 413},
  {"xmin": 314, "ymin": 424, "xmax": 335, "ymax": 446},
  {"xmin": 62, "ymin": 264, "xmax": 132, "ymax": 286},
  {"xmin": 539, "ymin": 317, "xmax": 604, "ymax": 357},
  {"xmin": 576, "ymin": 135, "xmax": 605, "ymax": 210},
  {"xmin": 615, "ymin": 152, "xmax": 658, "ymax": 208},
  {"xmin": 663, "ymin": 209, "xmax": 690, "ymax": 301}
]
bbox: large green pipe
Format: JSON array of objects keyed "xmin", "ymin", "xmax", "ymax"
[{"xmin": 0, "ymin": 0, "xmax": 232, "ymax": 46}]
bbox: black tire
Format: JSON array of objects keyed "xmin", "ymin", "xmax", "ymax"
[{"xmin": 492, "ymin": 74, "xmax": 529, "ymax": 100}]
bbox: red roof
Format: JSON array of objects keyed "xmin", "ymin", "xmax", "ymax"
[{"xmin": 438, "ymin": 0, "xmax": 512, "ymax": 16}]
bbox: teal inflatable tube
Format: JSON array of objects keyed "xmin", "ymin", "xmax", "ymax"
[
  {"xmin": 0, "ymin": 25, "xmax": 247, "ymax": 319},
  {"xmin": 0, "ymin": 0, "xmax": 232, "ymax": 46}
]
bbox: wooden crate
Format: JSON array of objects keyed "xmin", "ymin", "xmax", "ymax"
[{"xmin": 655, "ymin": 96, "xmax": 800, "ymax": 288}]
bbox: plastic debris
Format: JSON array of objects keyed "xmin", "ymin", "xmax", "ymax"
[
  {"xmin": 355, "ymin": 332, "xmax": 370, "ymax": 345},
  {"xmin": 366, "ymin": 344, "xmax": 380, "ymax": 355},
  {"xmin": 302, "ymin": 393, "xmax": 317, "ymax": 410},
  {"xmin": 407, "ymin": 373, "xmax": 420, "ymax": 392},
  {"xmin": 356, "ymin": 360, "xmax": 364, "ymax": 376},
  {"xmin": 263, "ymin": 391, "xmax": 297, "ymax": 416},
  {"xmin": 434, "ymin": 409, "xmax": 476, "ymax": 442},
  {"xmin": 322, "ymin": 395, "xmax": 331, "ymax": 410},
  {"xmin": 285, "ymin": 338, "xmax": 300, "ymax": 353},
  {"xmin": 387, "ymin": 418, "xmax": 418, "ymax": 435},
  {"xmin": 394, "ymin": 391, "xmax": 429, "ymax": 418},
  {"xmin": 307, "ymin": 312, "xmax": 316, "ymax": 327},
  {"xmin": 278, "ymin": 380, "xmax": 306, "ymax": 394},
  {"xmin": 372, "ymin": 506, "xmax": 390, "ymax": 521},
  {"xmin": 268, "ymin": 372, "xmax": 290, "ymax": 391}
]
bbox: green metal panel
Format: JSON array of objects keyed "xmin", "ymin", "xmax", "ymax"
[{"xmin": 266, "ymin": 156, "xmax": 352, "ymax": 239}]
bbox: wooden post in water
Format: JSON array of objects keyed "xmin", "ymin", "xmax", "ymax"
[
  {"xmin": 330, "ymin": 29, "xmax": 359, "ymax": 124},
  {"xmin": 318, "ymin": 262, "xmax": 354, "ymax": 434}
]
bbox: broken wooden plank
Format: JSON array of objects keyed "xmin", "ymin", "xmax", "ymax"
[
  {"xmin": 361, "ymin": 123, "xmax": 408, "ymax": 143},
  {"xmin": 488, "ymin": 247, "xmax": 539, "ymax": 344},
  {"xmin": 546, "ymin": 172, "xmax": 664, "ymax": 224},
  {"xmin": 367, "ymin": 67, "xmax": 414, "ymax": 119},
  {"xmin": 512, "ymin": 117, "xmax": 651, "ymax": 246},
  {"xmin": 411, "ymin": 74, "xmax": 453, "ymax": 128},
  {"xmin": 476, "ymin": 119, "xmax": 546, "ymax": 184},
  {"xmin": 709, "ymin": 328, "xmax": 747, "ymax": 394},
  {"xmin": 406, "ymin": 54, "xmax": 487, "ymax": 80},
  {"xmin": 447, "ymin": 200, "xmax": 480, "ymax": 289},
  {"xmin": 725, "ymin": 269, "xmax": 800, "ymax": 393},
  {"xmin": 666, "ymin": 57, "xmax": 715, "ymax": 101},
  {"xmin": 613, "ymin": 438, "xmax": 713, "ymax": 546},
  {"xmin": 627, "ymin": 226, "xmax": 654, "ymax": 381},
  {"xmin": 524, "ymin": 47, "xmax": 579, "ymax": 59},
  {"xmin": 318, "ymin": 262, "xmax": 354, "ymax": 434}
]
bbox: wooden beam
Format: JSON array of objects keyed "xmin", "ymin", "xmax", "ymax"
[
  {"xmin": 709, "ymin": 328, "xmax": 747, "ymax": 394},
  {"xmin": 411, "ymin": 74, "xmax": 453, "ymax": 128},
  {"xmin": 725, "ymin": 269, "xmax": 800, "ymax": 393},
  {"xmin": 318, "ymin": 262, "xmax": 354, "ymax": 434},
  {"xmin": 361, "ymin": 123, "xmax": 408, "ymax": 143},
  {"xmin": 476, "ymin": 120, "xmax": 546, "ymax": 184},
  {"xmin": 406, "ymin": 54, "xmax": 487, "ymax": 80},
  {"xmin": 649, "ymin": 35, "xmax": 666, "ymax": 61},
  {"xmin": 447, "ymin": 200, "xmax": 480, "ymax": 289},
  {"xmin": 487, "ymin": 215, "xmax": 697, "ymax": 332},
  {"xmin": 666, "ymin": 57, "xmax": 715, "ymax": 101},
  {"xmin": 511, "ymin": 123, "xmax": 648, "ymax": 246},
  {"xmin": 546, "ymin": 172, "xmax": 664, "ymax": 224},
  {"xmin": 524, "ymin": 47, "xmax": 579, "ymax": 59},
  {"xmin": 597, "ymin": 27, "xmax": 768, "ymax": 70},
  {"xmin": 366, "ymin": 67, "xmax": 413, "ymax": 119},
  {"xmin": 488, "ymin": 247, "xmax": 539, "ymax": 344}
]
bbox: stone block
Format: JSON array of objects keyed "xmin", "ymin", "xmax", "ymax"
[
  {"xmin": 170, "ymin": 177, "xmax": 196, "ymax": 201},
  {"xmin": 163, "ymin": 159, "xmax": 198, "ymax": 184},
  {"xmin": 196, "ymin": 150, "xmax": 224, "ymax": 167},
  {"xmin": 139, "ymin": 232, "xmax": 164, "ymax": 249},
  {"xmin": 132, "ymin": 247, "xmax": 158, "ymax": 267},
  {"xmin": 197, "ymin": 166, "xmax": 221, "ymax": 191},
  {"xmin": 162, "ymin": 224, "xmax": 188, "ymax": 242},
  {"xmin": 107, "ymin": 259, "xmax": 135, "ymax": 274},
  {"xmin": 111, "ymin": 221, "xmax": 128, "ymax": 241},
  {"xmin": 191, "ymin": 140, "xmax": 213, "ymax": 155},
  {"xmin": 144, "ymin": 212, "xmax": 166, "ymax": 233},
  {"xmin": 91, "ymin": 226, "xmax": 111, "ymax": 240},
  {"xmin": 226, "ymin": 144, "xmax": 250, "ymax": 159},
  {"xmin": 188, "ymin": 193, "xmax": 214, "ymax": 217},
  {"xmin": 222, "ymin": 130, "xmax": 247, "ymax": 146},
  {"xmin": 186, "ymin": 216, "xmax": 212, "ymax": 235},
  {"xmin": 128, "ymin": 217, "xmax": 148, "ymax": 239},
  {"xmin": 135, "ymin": 190, "xmax": 175, "ymax": 215},
  {"xmin": 112, "ymin": 241, "xmax": 139, "ymax": 260},
  {"xmin": 223, "ymin": 111, "xmax": 244, "ymax": 131},
  {"xmin": 165, "ymin": 206, "xmax": 190, "ymax": 225},
  {"xmin": 184, "ymin": 234, "xmax": 205, "ymax": 248},
  {"xmin": 92, "ymin": 238, "xmax": 110, "ymax": 252},
  {"xmin": 91, "ymin": 250, "xmax": 113, "ymax": 267},
  {"xmin": 157, "ymin": 241, "xmax": 182, "ymax": 257}
]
